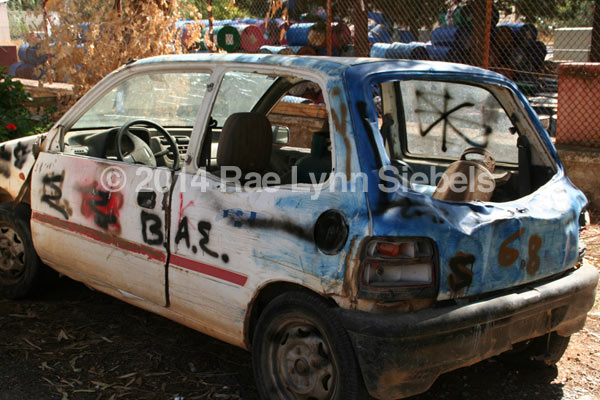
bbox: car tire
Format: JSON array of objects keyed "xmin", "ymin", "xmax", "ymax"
[
  {"xmin": 499, "ymin": 332, "xmax": 571, "ymax": 368},
  {"xmin": 252, "ymin": 291, "xmax": 365, "ymax": 400},
  {"xmin": 0, "ymin": 202, "xmax": 45, "ymax": 299}
]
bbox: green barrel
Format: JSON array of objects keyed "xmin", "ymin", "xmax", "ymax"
[{"xmin": 213, "ymin": 25, "xmax": 241, "ymax": 53}]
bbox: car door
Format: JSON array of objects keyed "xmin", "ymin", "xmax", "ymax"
[
  {"xmin": 30, "ymin": 68, "xmax": 212, "ymax": 307},
  {"xmin": 167, "ymin": 69, "xmax": 368, "ymax": 346}
]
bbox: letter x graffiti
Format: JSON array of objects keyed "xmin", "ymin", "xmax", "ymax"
[{"xmin": 415, "ymin": 88, "xmax": 493, "ymax": 152}]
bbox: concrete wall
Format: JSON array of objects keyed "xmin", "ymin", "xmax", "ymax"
[{"xmin": 558, "ymin": 144, "xmax": 600, "ymax": 211}]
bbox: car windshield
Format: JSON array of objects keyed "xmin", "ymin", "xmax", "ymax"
[
  {"xmin": 211, "ymin": 71, "xmax": 277, "ymax": 126},
  {"xmin": 73, "ymin": 72, "xmax": 211, "ymax": 129}
]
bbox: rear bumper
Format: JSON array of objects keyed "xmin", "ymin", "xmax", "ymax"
[{"xmin": 336, "ymin": 262, "xmax": 599, "ymax": 400}]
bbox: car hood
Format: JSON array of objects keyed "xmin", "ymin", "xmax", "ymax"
[
  {"xmin": 0, "ymin": 134, "xmax": 43, "ymax": 200},
  {"xmin": 370, "ymin": 172, "xmax": 587, "ymax": 300}
]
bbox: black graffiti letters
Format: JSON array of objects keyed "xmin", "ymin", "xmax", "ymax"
[
  {"xmin": 175, "ymin": 216, "xmax": 191, "ymax": 249},
  {"xmin": 141, "ymin": 211, "xmax": 163, "ymax": 245},
  {"xmin": 13, "ymin": 142, "xmax": 30, "ymax": 169},
  {"xmin": 448, "ymin": 252, "xmax": 475, "ymax": 295},
  {"xmin": 41, "ymin": 173, "xmax": 69, "ymax": 219},
  {"xmin": 198, "ymin": 221, "xmax": 219, "ymax": 258}
]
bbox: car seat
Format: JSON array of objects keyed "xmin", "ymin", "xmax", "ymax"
[
  {"xmin": 216, "ymin": 112, "xmax": 272, "ymax": 179},
  {"xmin": 295, "ymin": 130, "xmax": 332, "ymax": 184}
]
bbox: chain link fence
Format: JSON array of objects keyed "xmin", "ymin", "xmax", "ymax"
[{"xmin": 174, "ymin": 0, "xmax": 600, "ymax": 148}]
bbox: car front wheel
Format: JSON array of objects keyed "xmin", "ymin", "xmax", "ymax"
[
  {"xmin": 252, "ymin": 291, "xmax": 365, "ymax": 400},
  {"xmin": 0, "ymin": 203, "xmax": 45, "ymax": 299}
]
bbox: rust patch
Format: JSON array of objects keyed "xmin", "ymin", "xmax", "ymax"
[
  {"xmin": 342, "ymin": 236, "xmax": 362, "ymax": 308},
  {"xmin": 331, "ymin": 104, "xmax": 351, "ymax": 181}
]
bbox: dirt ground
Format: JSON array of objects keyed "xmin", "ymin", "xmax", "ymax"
[{"xmin": 1, "ymin": 217, "xmax": 599, "ymax": 400}]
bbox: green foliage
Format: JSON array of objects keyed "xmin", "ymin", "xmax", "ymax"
[
  {"xmin": 180, "ymin": 0, "xmax": 246, "ymax": 19},
  {"xmin": 0, "ymin": 68, "xmax": 55, "ymax": 142}
]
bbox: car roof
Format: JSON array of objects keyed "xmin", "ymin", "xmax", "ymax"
[{"xmin": 131, "ymin": 53, "xmax": 508, "ymax": 82}]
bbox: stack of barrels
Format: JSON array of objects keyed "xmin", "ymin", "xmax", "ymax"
[
  {"xmin": 7, "ymin": 44, "xmax": 46, "ymax": 80},
  {"xmin": 179, "ymin": 19, "xmax": 352, "ymax": 56}
]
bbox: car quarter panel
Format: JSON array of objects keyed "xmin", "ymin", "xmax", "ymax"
[{"xmin": 344, "ymin": 62, "xmax": 588, "ymax": 300}]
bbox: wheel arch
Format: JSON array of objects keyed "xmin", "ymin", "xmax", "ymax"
[{"xmin": 244, "ymin": 280, "xmax": 339, "ymax": 348}]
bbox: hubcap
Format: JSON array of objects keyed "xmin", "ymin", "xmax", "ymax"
[
  {"xmin": 0, "ymin": 226, "xmax": 26, "ymax": 283},
  {"xmin": 269, "ymin": 321, "xmax": 337, "ymax": 400}
]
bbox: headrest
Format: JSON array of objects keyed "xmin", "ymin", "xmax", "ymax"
[{"xmin": 217, "ymin": 112, "xmax": 272, "ymax": 174}]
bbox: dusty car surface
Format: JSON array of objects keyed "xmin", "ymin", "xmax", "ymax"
[{"xmin": 0, "ymin": 53, "xmax": 598, "ymax": 400}]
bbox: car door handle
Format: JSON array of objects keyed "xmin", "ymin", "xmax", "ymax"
[{"xmin": 137, "ymin": 191, "xmax": 157, "ymax": 209}]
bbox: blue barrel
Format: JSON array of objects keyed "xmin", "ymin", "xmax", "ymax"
[
  {"xmin": 368, "ymin": 24, "xmax": 392, "ymax": 44},
  {"xmin": 7, "ymin": 62, "xmax": 39, "ymax": 79},
  {"xmin": 389, "ymin": 42, "xmax": 430, "ymax": 60},
  {"xmin": 499, "ymin": 23, "xmax": 538, "ymax": 43},
  {"xmin": 369, "ymin": 43, "xmax": 390, "ymax": 58},
  {"xmin": 259, "ymin": 45, "xmax": 295, "ymax": 55},
  {"xmin": 425, "ymin": 45, "xmax": 461, "ymax": 63},
  {"xmin": 370, "ymin": 42, "xmax": 430, "ymax": 60},
  {"xmin": 18, "ymin": 43, "xmax": 46, "ymax": 65},
  {"xmin": 286, "ymin": 23, "xmax": 325, "ymax": 47},
  {"xmin": 397, "ymin": 30, "xmax": 415, "ymax": 43},
  {"xmin": 281, "ymin": 95, "xmax": 311, "ymax": 104},
  {"xmin": 431, "ymin": 26, "xmax": 471, "ymax": 47},
  {"xmin": 241, "ymin": 18, "xmax": 259, "ymax": 24},
  {"xmin": 368, "ymin": 11, "xmax": 387, "ymax": 26}
]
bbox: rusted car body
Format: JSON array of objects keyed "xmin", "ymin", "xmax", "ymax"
[{"xmin": 0, "ymin": 54, "xmax": 597, "ymax": 400}]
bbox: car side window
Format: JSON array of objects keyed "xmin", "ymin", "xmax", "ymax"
[
  {"xmin": 63, "ymin": 71, "xmax": 211, "ymax": 169},
  {"xmin": 199, "ymin": 71, "xmax": 332, "ymax": 187}
]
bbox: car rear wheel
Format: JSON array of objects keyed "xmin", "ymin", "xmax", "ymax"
[
  {"xmin": 252, "ymin": 291, "xmax": 365, "ymax": 400},
  {"xmin": 0, "ymin": 203, "xmax": 45, "ymax": 299}
]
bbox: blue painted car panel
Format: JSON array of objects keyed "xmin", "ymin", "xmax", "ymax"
[{"xmin": 344, "ymin": 61, "xmax": 587, "ymax": 300}]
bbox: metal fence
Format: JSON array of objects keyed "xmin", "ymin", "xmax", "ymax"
[{"xmin": 174, "ymin": 0, "xmax": 600, "ymax": 148}]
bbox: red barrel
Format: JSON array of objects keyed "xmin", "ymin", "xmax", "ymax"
[{"xmin": 236, "ymin": 24, "xmax": 265, "ymax": 53}]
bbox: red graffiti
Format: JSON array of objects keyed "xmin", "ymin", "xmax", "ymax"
[
  {"xmin": 178, "ymin": 192, "xmax": 195, "ymax": 225},
  {"xmin": 80, "ymin": 183, "xmax": 124, "ymax": 234}
]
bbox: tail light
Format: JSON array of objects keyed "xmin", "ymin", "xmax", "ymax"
[{"xmin": 359, "ymin": 237, "xmax": 438, "ymax": 300}]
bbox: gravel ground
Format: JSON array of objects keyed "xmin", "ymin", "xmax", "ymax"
[{"xmin": 1, "ymin": 217, "xmax": 599, "ymax": 400}]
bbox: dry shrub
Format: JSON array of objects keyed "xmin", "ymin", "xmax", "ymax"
[{"xmin": 31, "ymin": 0, "xmax": 201, "ymax": 107}]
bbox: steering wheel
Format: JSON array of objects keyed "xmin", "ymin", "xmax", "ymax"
[{"xmin": 116, "ymin": 119, "xmax": 180, "ymax": 169}]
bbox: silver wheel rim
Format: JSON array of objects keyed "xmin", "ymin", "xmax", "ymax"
[
  {"xmin": 0, "ymin": 225, "xmax": 26, "ymax": 283},
  {"xmin": 267, "ymin": 319, "xmax": 337, "ymax": 400}
]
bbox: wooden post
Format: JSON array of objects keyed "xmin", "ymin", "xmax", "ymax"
[
  {"xmin": 208, "ymin": 0, "xmax": 214, "ymax": 52},
  {"xmin": 482, "ymin": 0, "xmax": 493, "ymax": 68},
  {"xmin": 327, "ymin": 0, "xmax": 333, "ymax": 56},
  {"xmin": 591, "ymin": 0, "xmax": 600, "ymax": 62},
  {"xmin": 471, "ymin": 0, "xmax": 493, "ymax": 67},
  {"xmin": 353, "ymin": 0, "xmax": 368, "ymax": 57}
]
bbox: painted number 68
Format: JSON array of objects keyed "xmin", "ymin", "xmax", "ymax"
[{"xmin": 498, "ymin": 229, "xmax": 542, "ymax": 275}]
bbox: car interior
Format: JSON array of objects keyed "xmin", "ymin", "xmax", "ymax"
[
  {"xmin": 63, "ymin": 71, "xmax": 333, "ymax": 188},
  {"xmin": 374, "ymin": 79, "xmax": 556, "ymax": 203}
]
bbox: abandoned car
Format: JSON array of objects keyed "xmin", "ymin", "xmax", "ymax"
[{"xmin": 0, "ymin": 53, "xmax": 597, "ymax": 400}]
